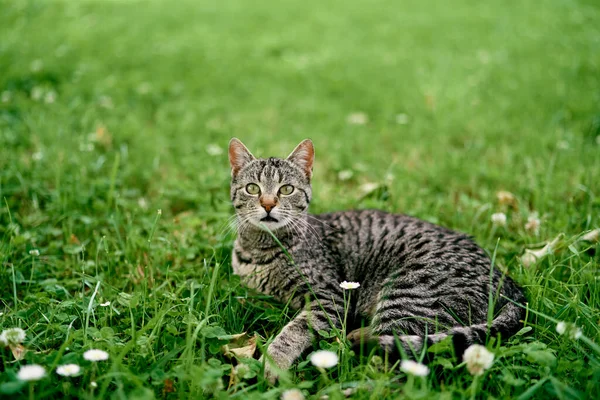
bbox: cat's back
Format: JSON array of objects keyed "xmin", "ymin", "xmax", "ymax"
[{"xmin": 309, "ymin": 209, "xmax": 491, "ymax": 282}]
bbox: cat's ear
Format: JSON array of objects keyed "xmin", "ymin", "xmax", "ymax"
[
  {"xmin": 229, "ymin": 138, "xmax": 256, "ymax": 177},
  {"xmin": 287, "ymin": 139, "xmax": 314, "ymax": 179}
]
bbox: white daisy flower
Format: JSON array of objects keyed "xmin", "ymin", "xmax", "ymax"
[
  {"xmin": 29, "ymin": 249, "xmax": 40, "ymax": 256},
  {"xmin": 17, "ymin": 364, "xmax": 46, "ymax": 381},
  {"xmin": 30, "ymin": 59, "xmax": 44, "ymax": 72},
  {"xmin": 281, "ymin": 388, "xmax": 305, "ymax": 400},
  {"xmin": 463, "ymin": 344, "xmax": 494, "ymax": 376},
  {"xmin": 556, "ymin": 321, "xmax": 582, "ymax": 340},
  {"xmin": 346, "ymin": 112, "xmax": 368, "ymax": 125},
  {"xmin": 400, "ymin": 360, "xmax": 430, "ymax": 376},
  {"xmin": 337, "ymin": 170, "xmax": 354, "ymax": 181},
  {"xmin": 491, "ymin": 213, "xmax": 507, "ymax": 227},
  {"xmin": 0, "ymin": 327, "xmax": 26, "ymax": 345},
  {"xmin": 395, "ymin": 113, "xmax": 410, "ymax": 125},
  {"xmin": 206, "ymin": 143, "xmax": 224, "ymax": 156},
  {"xmin": 31, "ymin": 86, "xmax": 44, "ymax": 101},
  {"xmin": 83, "ymin": 349, "xmax": 109, "ymax": 362},
  {"xmin": 56, "ymin": 364, "xmax": 81, "ymax": 377},
  {"xmin": 44, "ymin": 91, "xmax": 57, "ymax": 104},
  {"xmin": 1, "ymin": 91, "xmax": 11, "ymax": 103},
  {"xmin": 339, "ymin": 281, "xmax": 360, "ymax": 290},
  {"xmin": 309, "ymin": 350, "xmax": 338, "ymax": 369}
]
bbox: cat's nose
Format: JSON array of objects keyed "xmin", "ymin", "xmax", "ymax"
[{"xmin": 260, "ymin": 195, "xmax": 277, "ymax": 213}]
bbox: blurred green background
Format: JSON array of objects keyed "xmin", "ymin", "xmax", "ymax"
[
  {"xmin": 1, "ymin": 0, "xmax": 598, "ymax": 228},
  {"xmin": 1, "ymin": 0, "xmax": 599, "ymax": 398}
]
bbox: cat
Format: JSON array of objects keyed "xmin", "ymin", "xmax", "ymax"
[{"xmin": 228, "ymin": 138, "xmax": 525, "ymax": 382}]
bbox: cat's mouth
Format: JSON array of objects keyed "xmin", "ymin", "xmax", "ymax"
[{"xmin": 260, "ymin": 215, "xmax": 279, "ymax": 223}]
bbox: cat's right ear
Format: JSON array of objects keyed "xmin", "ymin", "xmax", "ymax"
[{"xmin": 229, "ymin": 138, "xmax": 256, "ymax": 177}]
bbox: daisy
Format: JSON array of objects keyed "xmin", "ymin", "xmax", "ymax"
[
  {"xmin": 400, "ymin": 360, "xmax": 429, "ymax": 377},
  {"xmin": 56, "ymin": 364, "xmax": 81, "ymax": 377},
  {"xmin": 309, "ymin": 350, "xmax": 338, "ymax": 369},
  {"xmin": 281, "ymin": 388, "xmax": 305, "ymax": 400},
  {"xmin": 17, "ymin": 365, "xmax": 46, "ymax": 381},
  {"xmin": 339, "ymin": 281, "xmax": 360, "ymax": 290},
  {"xmin": 346, "ymin": 112, "xmax": 368, "ymax": 125},
  {"xmin": 83, "ymin": 349, "xmax": 109, "ymax": 362}
]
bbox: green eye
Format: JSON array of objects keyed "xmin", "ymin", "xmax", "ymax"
[
  {"xmin": 279, "ymin": 185, "xmax": 294, "ymax": 195},
  {"xmin": 246, "ymin": 183, "xmax": 260, "ymax": 195}
]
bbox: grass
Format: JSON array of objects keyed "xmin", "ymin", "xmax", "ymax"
[{"xmin": 0, "ymin": 0, "xmax": 599, "ymax": 398}]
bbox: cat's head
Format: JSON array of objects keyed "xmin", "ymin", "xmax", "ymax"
[{"xmin": 228, "ymin": 138, "xmax": 314, "ymax": 231}]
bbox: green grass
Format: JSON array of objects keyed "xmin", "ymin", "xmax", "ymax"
[{"xmin": 1, "ymin": 0, "xmax": 599, "ymax": 398}]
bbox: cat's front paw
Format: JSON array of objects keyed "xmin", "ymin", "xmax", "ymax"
[
  {"xmin": 262, "ymin": 359, "xmax": 279, "ymax": 385},
  {"xmin": 260, "ymin": 348, "xmax": 294, "ymax": 384}
]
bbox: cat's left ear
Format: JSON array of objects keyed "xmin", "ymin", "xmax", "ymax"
[{"xmin": 287, "ymin": 139, "xmax": 314, "ymax": 179}]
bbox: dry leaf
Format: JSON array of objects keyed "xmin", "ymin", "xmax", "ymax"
[
  {"xmin": 10, "ymin": 344, "xmax": 26, "ymax": 360},
  {"xmin": 496, "ymin": 191, "xmax": 518, "ymax": 209},
  {"xmin": 222, "ymin": 333, "xmax": 257, "ymax": 359}
]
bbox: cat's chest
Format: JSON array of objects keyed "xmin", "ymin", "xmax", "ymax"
[{"xmin": 231, "ymin": 243, "xmax": 291, "ymax": 296}]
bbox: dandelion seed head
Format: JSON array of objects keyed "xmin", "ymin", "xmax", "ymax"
[
  {"xmin": 400, "ymin": 360, "xmax": 430, "ymax": 376},
  {"xmin": 556, "ymin": 321, "xmax": 567, "ymax": 335},
  {"xmin": 309, "ymin": 350, "xmax": 338, "ymax": 369},
  {"xmin": 339, "ymin": 281, "xmax": 360, "ymax": 290},
  {"xmin": 17, "ymin": 364, "xmax": 46, "ymax": 381},
  {"xmin": 56, "ymin": 364, "xmax": 81, "ymax": 377},
  {"xmin": 463, "ymin": 344, "xmax": 494, "ymax": 376},
  {"xmin": 91, "ymin": 381, "xmax": 98, "ymax": 388},
  {"xmin": 83, "ymin": 349, "xmax": 109, "ymax": 362}
]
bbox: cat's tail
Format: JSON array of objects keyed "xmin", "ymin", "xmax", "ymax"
[{"xmin": 374, "ymin": 296, "xmax": 526, "ymax": 359}]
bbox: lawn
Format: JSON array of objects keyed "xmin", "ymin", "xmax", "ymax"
[{"xmin": 1, "ymin": 0, "xmax": 599, "ymax": 398}]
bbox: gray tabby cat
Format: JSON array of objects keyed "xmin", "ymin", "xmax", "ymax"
[{"xmin": 229, "ymin": 138, "xmax": 525, "ymax": 382}]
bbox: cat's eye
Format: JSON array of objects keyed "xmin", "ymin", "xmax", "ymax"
[
  {"xmin": 279, "ymin": 185, "xmax": 294, "ymax": 195},
  {"xmin": 246, "ymin": 183, "xmax": 260, "ymax": 195}
]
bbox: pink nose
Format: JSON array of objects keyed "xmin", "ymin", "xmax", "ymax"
[{"xmin": 260, "ymin": 195, "xmax": 277, "ymax": 212}]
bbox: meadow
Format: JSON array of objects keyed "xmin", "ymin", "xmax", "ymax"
[{"xmin": 1, "ymin": 0, "xmax": 599, "ymax": 398}]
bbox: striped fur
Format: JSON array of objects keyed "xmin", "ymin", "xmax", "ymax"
[{"xmin": 228, "ymin": 138, "xmax": 526, "ymax": 381}]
